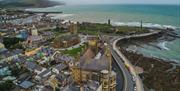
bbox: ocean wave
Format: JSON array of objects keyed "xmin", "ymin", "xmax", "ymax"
[
  {"xmin": 171, "ymin": 59, "xmax": 180, "ymax": 65},
  {"xmin": 112, "ymin": 21, "xmax": 178, "ymax": 30},
  {"xmin": 157, "ymin": 41, "xmax": 170, "ymax": 51},
  {"xmin": 47, "ymin": 14, "xmax": 74, "ymax": 19}
]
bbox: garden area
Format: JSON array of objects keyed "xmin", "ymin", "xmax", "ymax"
[{"xmin": 62, "ymin": 45, "xmax": 85, "ymax": 57}]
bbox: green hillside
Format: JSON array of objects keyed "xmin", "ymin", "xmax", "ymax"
[{"xmin": 0, "ymin": 0, "xmax": 64, "ymax": 8}]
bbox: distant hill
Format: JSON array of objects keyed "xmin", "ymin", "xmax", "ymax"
[{"xmin": 0, "ymin": 0, "xmax": 65, "ymax": 8}]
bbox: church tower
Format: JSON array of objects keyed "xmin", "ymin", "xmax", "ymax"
[{"xmin": 69, "ymin": 22, "xmax": 78, "ymax": 34}]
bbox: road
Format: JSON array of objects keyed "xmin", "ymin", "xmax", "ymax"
[
  {"xmin": 101, "ymin": 30, "xmax": 160, "ymax": 91},
  {"xmin": 112, "ymin": 31, "xmax": 160, "ymax": 91},
  {"xmin": 100, "ymin": 35, "xmax": 134, "ymax": 91},
  {"xmin": 111, "ymin": 48, "xmax": 134, "ymax": 91},
  {"xmin": 112, "ymin": 57, "xmax": 124, "ymax": 91}
]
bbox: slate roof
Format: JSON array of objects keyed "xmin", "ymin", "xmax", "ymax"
[
  {"xmin": 25, "ymin": 61, "xmax": 43, "ymax": 71},
  {"xmin": 25, "ymin": 61, "xmax": 36, "ymax": 71},
  {"xmin": 79, "ymin": 48, "xmax": 109, "ymax": 72},
  {"xmin": 55, "ymin": 74, "xmax": 66, "ymax": 82},
  {"xmin": 37, "ymin": 69, "xmax": 51, "ymax": 78},
  {"xmin": 55, "ymin": 64, "xmax": 67, "ymax": 71},
  {"xmin": 19, "ymin": 81, "xmax": 34, "ymax": 89}
]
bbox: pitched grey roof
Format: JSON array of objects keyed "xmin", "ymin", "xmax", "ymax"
[
  {"xmin": 37, "ymin": 69, "xmax": 51, "ymax": 78},
  {"xmin": 25, "ymin": 61, "xmax": 43, "ymax": 71},
  {"xmin": 25, "ymin": 62, "xmax": 36, "ymax": 71},
  {"xmin": 19, "ymin": 81, "xmax": 34, "ymax": 89},
  {"xmin": 79, "ymin": 53, "xmax": 109, "ymax": 72},
  {"xmin": 55, "ymin": 74, "xmax": 68, "ymax": 82},
  {"xmin": 55, "ymin": 64, "xmax": 67, "ymax": 71}
]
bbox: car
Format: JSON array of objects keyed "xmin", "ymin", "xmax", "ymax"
[
  {"xmin": 134, "ymin": 86, "xmax": 137, "ymax": 91},
  {"xmin": 132, "ymin": 75, "xmax": 136, "ymax": 82}
]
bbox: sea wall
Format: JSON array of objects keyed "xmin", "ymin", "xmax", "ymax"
[{"xmin": 115, "ymin": 30, "xmax": 180, "ymax": 91}]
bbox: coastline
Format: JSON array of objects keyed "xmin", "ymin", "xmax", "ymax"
[
  {"xmin": 1, "ymin": 4, "xmax": 180, "ymax": 91},
  {"xmin": 28, "ymin": 13, "xmax": 180, "ymax": 29},
  {"xmin": 121, "ymin": 48, "xmax": 180, "ymax": 91},
  {"xmin": 0, "ymin": 0, "xmax": 64, "ymax": 8},
  {"xmin": 25, "ymin": 4, "xmax": 180, "ymax": 27},
  {"xmin": 117, "ymin": 31, "xmax": 180, "ymax": 91},
  {"xmin": 117, "ymin": 28, "xmax": 180, "ymax": 64}
]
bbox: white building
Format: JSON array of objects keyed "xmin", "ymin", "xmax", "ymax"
[{"xmin": 31, "ymin": 25, "xmax": 38, "ymax": 36}]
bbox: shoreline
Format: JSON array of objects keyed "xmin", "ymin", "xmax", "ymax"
[
  {"xmin": 120, "ymin": 48, "xmax": 180, "ymax": 91},
  {"xmin": 0, "ymin": 0, "xmax": 64, "ymax": 8},
  {"xmin": 47, "ymin": 13, "xmax": 180, "ymax": 30},
  {"xmin": 22, "ymin": 7, "xmax": 180, "ymax": 28},
  {"xmin": 116, "ymin": 31, "xmax": 180, "ymax": 91},
  {"xmin": 117, "ymin": 29, "xmax": 180, "ymax": 64}
]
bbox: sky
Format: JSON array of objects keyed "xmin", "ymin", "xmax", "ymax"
[{"xmin": 52, "ymin": 0, "xmax": 180, "ymax": 5}]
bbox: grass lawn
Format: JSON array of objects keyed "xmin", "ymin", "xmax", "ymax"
[
  {"xmin": 62, "ymin": 45, "xmax": 85, "ymax": 57},
  {"xmin": 78, "ymin": 23, "xmax": 113, "ymax": 35},
  {"xmin": 116, "ymin": 26, "xmax": 149, "ymax": 34},
  {"xmin": 78, "ymin": 23, "xmax": 149, "ymax": 35},
  {"xmin": 54, "ymin": 31, "xmax": 66, "ymax": 36},
  {"xmin": 78, "ymin": 29, "xmax": 98, "ymax": 35}
]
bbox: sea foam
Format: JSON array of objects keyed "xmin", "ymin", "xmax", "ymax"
[
  {"xmin": 112, "ymin": 21, "xmax": 178, "ymax": 30},
  {"xmin": 157, "ymin": 41, "xmax": 170, "ymax": 51},
  {"xmin": 47, "ymin": 14, "xmax": 74, "ymax": 19}
]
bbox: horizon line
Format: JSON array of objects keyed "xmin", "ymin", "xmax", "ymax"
[{"xmin": 63, "ymin": 3, "xmax": 180, "ymax": 6}]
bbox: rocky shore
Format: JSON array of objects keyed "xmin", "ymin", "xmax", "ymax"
[
  {"xmin": 117, "ymin": 30, "xmax": 180, "ymax": 91},
  {"xmin": 121, "ymin": 49, "xmax": 180, "ymax": 91}
]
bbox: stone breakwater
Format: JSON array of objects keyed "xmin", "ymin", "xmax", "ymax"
[{"xmin": 116, "ymin": 30, "xmax": 180, "ymax": 91}]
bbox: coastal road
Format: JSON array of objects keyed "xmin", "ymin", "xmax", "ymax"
[
  {"xmin": 111, "ymin": 31, "xmax": 160, "ymax": 91},
  {"xmin": 99, "ymin": 31, "xmax": 160, "ymax": 91},
  {"xmin": 100, "ymin": 35, "xmax": 134, "ymax": 91},
  {"xmin": 111, "ymin": 48, "xmax": 134, "ymax": 91},
  {"xmin": 112, "ymin": 40, "xmax": 144, "ymax": 91}
]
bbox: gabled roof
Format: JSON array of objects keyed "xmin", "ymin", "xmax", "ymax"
[
  {"xmin": 37, "ymin": 69, "xmax": 51, "ymax": 78},
  {"xmin": 79, "ymin": 48, "xmax": 109, "ymax": 72},
  {"xmin": 54, "ymin": 64, "xmax": 67, "ymax": 71},
  {"xmin": 25, "ymin": 61, "xmax": 43, "ymax": 71},
  {"xmin": 25, "ymin": 61, "xmax": 36, "ymax": 71},
  {"xmin": 19, "ymin": 81, "xmax": 34, "ymax": 89},
  {"xmin": 55, "ymin": 74, "xmax": 66, "ymax": 82}
]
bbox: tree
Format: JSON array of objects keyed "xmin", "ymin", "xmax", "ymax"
[
  {"xmin": 3, "ymin": 37, "xmax": 25, "ymax": 49},
  {"xmin": 0, "ymin": 80, "xmax": 14, "ymax": 91},
  {"xmin": 9, "ymin": 65, "xmax": 21, "ymax": 76}
]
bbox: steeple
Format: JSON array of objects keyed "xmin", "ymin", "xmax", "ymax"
[{"xmin": 105, "ymin": 43, "xmax": 112, "ymax": 73}]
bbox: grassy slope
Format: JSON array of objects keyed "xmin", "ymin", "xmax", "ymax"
[{"xmin": 0, "ymin": 0, "xmax": 63, "ymax": 8}]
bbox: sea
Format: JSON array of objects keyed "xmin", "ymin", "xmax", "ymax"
[{"xmin": 27, "ymin": 4, "xmax": 180, "ymax": 64}]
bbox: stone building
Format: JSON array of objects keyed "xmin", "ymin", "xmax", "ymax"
[
  {"xmin": 70, "ymin": 38, "xmax": 117, "ymax": 91},
  {"xmin": 31, "ymin": 25, "xmax": 38, "ymax": 36},
  {"xmin": 53, "ymin": 34, "xmax": 80, "ymax": 48},
  {"xmin": 69, "ymin": 22, "xmax": 78, "ymax": 34}
]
